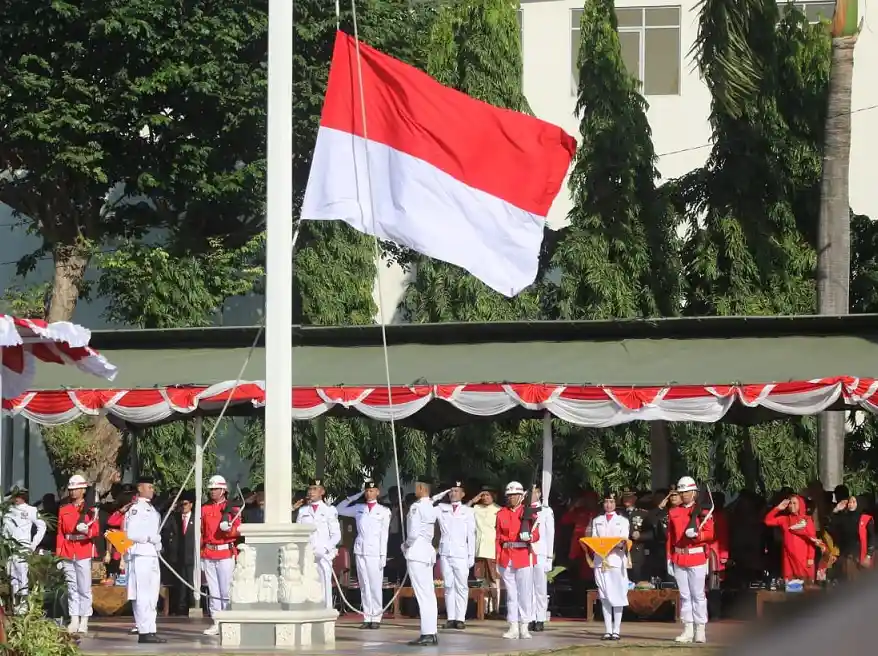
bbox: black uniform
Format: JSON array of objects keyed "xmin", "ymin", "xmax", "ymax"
[{"xmin": 621, "ymin": 498, "xmax": 652, "ymax": 582}]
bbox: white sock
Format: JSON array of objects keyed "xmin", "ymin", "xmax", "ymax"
[
  {"xmin": 612, "ymin": 607, "xmax": 623, "ymax": 634},
  {"xmin": 601, "ymin": 599, "xmax": 613, "ymax": 635}
]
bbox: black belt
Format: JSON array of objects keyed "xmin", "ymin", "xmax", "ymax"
[
  {"xmin": 502, "ymin": 541, "xmax": 528, "ymax": 549},
  {"xmin": 64, "ymin": 534, "xmax": 89, "ymax": 542}
]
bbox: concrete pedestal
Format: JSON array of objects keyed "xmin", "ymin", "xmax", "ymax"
[{"xmin": 214, "ymin": 523, "xmax": 338, "ymax": 649}]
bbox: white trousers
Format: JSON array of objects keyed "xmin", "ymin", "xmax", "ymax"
[
  {"xmin": 499, "ymin": 565, "xmax": 534, "ymax": 623},
  {"xmin": 673, "ymin": 563, "xmax": 708, "ymax": 625},
  {"xmin": 440, "ymin": 556, "xmax": 469, "ymax": 621},
  {"xmin": 356, "ymin": 554, "xmax": 384, "ymax": 623},
  {"xmin": 600, "ymin": 599, "xmax": 623, "ymax": 635},
  {"xmin": 408, "ymin": 560, "xmax": 438, "ymax": 635},
  {"xmin": 317, "ymin": 557, "xmax": 333, "ymax": 609},
  {"xmin": 532, "ymin": 561, "xmax": 548, "ymax": 621},
  {"xmin": 8, "ymin": 556, "xmax": 28, "ymax": 599},
  {"xmin": 203, "ymin": 558, "xmax": 235, "ymax": 616},
  {"xmin": 127, "ymin": 555, "xmax": 160, "ymax": 634},
  {"xmin": 63, "ymin": 558, "xmax": 93, "ymax": 617}
]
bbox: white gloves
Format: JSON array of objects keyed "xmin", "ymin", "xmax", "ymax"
[
  {"xmin": 380, "ymin": 557, "xmax": 387, "ymax": 568},
  {"xmin": 542, "ymin": 560, "xmax": 553, "ymax": 573},
  {"xmin": 219, "ymin": 521, "xmax": 232, "ymax": 532},
  {"xmin": 76, "ymin": 522, "xmax": 89, "ymax": 534},
  {"xmin": 667, "ymin": 560, "xmax": 674, "ymax": 575},
  {"xmin": 149, "ymin": 534, "xmax": 162, "ymax": 546},
  {"xmin": 684, "ymin": 528, "xmax": 698, "ymax": 539}
]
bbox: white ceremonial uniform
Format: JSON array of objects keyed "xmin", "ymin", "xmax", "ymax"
[
  {"xmin": 404, "ymin": 497, "xmax": 440, "ymax": 636},
  {"xmin": 588, "ymin": 512, "xmax": 630, "ymax": 636},
  {"xmin": 337, "ymin": 493, "xmax": 391, "ymax": 624},
  {"xmin": 296, "ymin": 500, "xmax": 342, "ymax": 609},
  {"xmin": 124, "ymin": 498, "xmax": 163, "ymax": 636},
  {"xmin": 1, "ymin": 502, "xmax": 47, "ymax": 608},
  {"xmin": 437, "ymin": 501, "xmax": 476, "ymax": 623},
  {"xmin": 531, "ymin": 504, "xmax": 555, "ymax": 623}
]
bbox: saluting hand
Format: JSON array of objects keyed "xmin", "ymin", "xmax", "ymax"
[
  {"xmin": 834, "ymin": 500, "xmax": 848, "ymax": 513},
  {"xmin": 776, "ymin": 499, "xmax": 790, "ymax": 511},
  {"xmin": 293, "ymin": 499, "xmax": 305, "ymax": 511}
]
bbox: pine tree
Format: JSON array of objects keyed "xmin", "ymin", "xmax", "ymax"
[{"xmin": 550, "ymin": 0, "xmax": 680, "ymax": 321}]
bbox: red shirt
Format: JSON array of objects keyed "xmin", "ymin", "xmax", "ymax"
[
  {"xmin": 56, "ymin": 503, "xmax": 99, "ymax": 560},
  {"xmin": 201, "ymin": 500, "xmax": 241, "ymax": 560},
  {"xmin": 495, "ymin": 505, "xmax": 540, "ymax": 569},
  {"xmin": 107, "ymin": 510, "xmax": 126, "ymax": 561},
  {"xmin": 666, "ymin": 504, "xmax": 715, "ymax": 567},
  {"xmin": 709, "ymin": 509, "xmax": 730, "ymax": 572},
  {"xmin": 764, "ymin": 502, "xmax": 816, "ymax": 579}
]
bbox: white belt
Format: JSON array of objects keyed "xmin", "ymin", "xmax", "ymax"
[
  {"xmin": 675, "ymin": 546, "xmax": 704, "ymax": 555},
  {"xmin": 205, "ymin": 543, "xmax": 231, "ymax": 551}
]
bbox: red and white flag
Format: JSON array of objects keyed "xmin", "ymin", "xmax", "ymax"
[{"xmin": 301, "ymin": 31, "xmax": 576, "ymax": 297}]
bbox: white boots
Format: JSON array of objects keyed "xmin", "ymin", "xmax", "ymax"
[
  {"xmin": 66, "ymin": 617, "xmax": 88, "ymax": 635},
  {"xmin": 203, "ymin": 621, "xmax": 220, "ymax": 636},
  {"xmin": 502, "ymin": 623, "xmax": 520, "ymax": 639},
  {"xmin": 694, "ymin": 624, "xmax": 707, "ymax": 643},
  {"xmin": 501, "ymin": 622, "xmax": 532, "ymax": 639},
  {"xmin": 675, "ymin": 622, "xmax": 695, "ymax": 643}
]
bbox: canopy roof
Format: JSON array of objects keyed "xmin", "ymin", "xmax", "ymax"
[{"xmin": 25, "ymin": 314, "xmax": 878, "ymax": 390}]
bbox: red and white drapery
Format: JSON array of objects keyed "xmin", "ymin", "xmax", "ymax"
[
  {"xmin": 0, "ymin": 315, "xmax": 118, "ymax": 399},
  {"xmin": 3, "ymin": 377, "xmax": 876, "ymax": 427}
]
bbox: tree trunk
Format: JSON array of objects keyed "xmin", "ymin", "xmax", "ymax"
[
  {"xmin": 816, "ymin": 34, "xmax": 856, "ymax": 491},
  {"xmin": 46, "ymin": 244, "xmax": 90, "ymax": 323},
  {"xmin": 44, "ymin": 242, "xmax": 124, "ymax": 495}
]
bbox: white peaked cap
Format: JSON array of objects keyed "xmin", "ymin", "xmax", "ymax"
[
  {"xmin": 505, "ymin": 481, "xmax": 525, "ymax": 496},
  {"xmin": 208, "ymin": 474, "xmax": 228, "ymax": 490},
  {"xmin": 676, "ymin": 476, "xmax": 698, "ymax": 492},
  {"xmin": 67, "ymin": 474, "xmax": 88, "ymax": 490}
]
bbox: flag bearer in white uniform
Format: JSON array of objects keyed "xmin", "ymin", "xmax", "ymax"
[
  {"xmin": 295, "ymin": 478, "xmax": 341, "ymax": 609},
  {"xmin": 404, "ymin": 478, "xmax": 440, "ymax": 646},
  {"xmin": 337, "ymin": 480, "xmax": 390, "ymax": 629},
  {"xmin": 435, "ymin": 480, "xmax": 476, "ymax": 629},
  {"xmin": 588, "ymin": 491, "xmax": 630, "ymax": 641},
  {"xmin": 530, "ymin": 483, "xmax": 554, "ymax": 632},
  {"xmin": 124, "ymin": 476, "xmax": 166, "ymax": 645},
  {"xmin": 2, "ymin": 486, "xmax": 47, "ymax": 613}
]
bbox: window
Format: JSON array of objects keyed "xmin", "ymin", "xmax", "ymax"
[
  {"xmin": 571, "ymin": 6, "xmax": 681, "ymax": 96},
  {"xmin": 779, "ymin": 1, "xmax": 835, "ymax": 23}
]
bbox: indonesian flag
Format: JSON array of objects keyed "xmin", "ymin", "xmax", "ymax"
[{"xmin": 301, "ymin": 31, "xmax": 576, "ymax": 297}]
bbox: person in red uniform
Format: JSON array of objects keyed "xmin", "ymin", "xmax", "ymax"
[
  {"xmin": 560, "ymin": 491, "xmax": 598, "ymax": 581},
  {"xmin": 201, "ymin": 474, "xmax": 241, "ymax": 637},
  {"xmin": 764, "ymin": 494, "xmax": 817, "ymax": 580},
  {"xmin": 56, "ymin": 474, "xmax": 100, "ymax": 635},
  {"xmin": 707, "ymin": 492, "xmax": 730, "ymax": 588},
  {"xmin": 666, "ymin": 476, "xmax": 714, "ymax": 645},
  {"xmin": 495, "ymin": 481, "xmax": 540, "ymax": 640}
]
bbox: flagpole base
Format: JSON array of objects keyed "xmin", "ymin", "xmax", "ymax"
[{"xmin": 214, "ymin": 524, "xmax": 338, "ymax": 649}]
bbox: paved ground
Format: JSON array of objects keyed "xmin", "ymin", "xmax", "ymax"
[{"xmin": 78, "ymin": 616, "xmax": 742, "ymax": 655}]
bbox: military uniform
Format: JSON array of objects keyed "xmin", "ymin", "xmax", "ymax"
[
  {"xmin": 337, "ymin": 481, "xmax": 391, "ymax": 628},
  {"xmin": 404, "ymin": 480, "xmax": 440, "ymax": 646},
  {"xmin": 621, "ymin": 491, "xmax": 652, "ymax": 583},
  {"xmin": 56, "ymin": 474, "xmax": 99, "ymax": 635},
  {"xmin": 201, "ymin": 474, "xmax": 241, "ymax": 636},
  {"xmin": 496, "ymin": 481, "xmax": 540, "ymax": 640},
  {"xmin": 1, "ymin": 487, "xmax": 47, "ymax": 612},
  {"xmin": 530, "ymin": 494, "xmax": 554, "ymax": 631},
  {"xmin": 295, "ymin": 478, "xmax": 342, "ymax": 609},
  {"xmin": 435, "ymin": 480, "xmax": 476, "ymax": 628},
  {"xmin": 124, "ymin": 476, "xmax": 166, "ymax": 644}
]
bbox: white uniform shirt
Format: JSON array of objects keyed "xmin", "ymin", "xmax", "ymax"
[
  {"xmin": 124, "ymin": 497, "xmax": 162, "ymax": 557},
  {"xmin": 403, "ymin": 497, "xmax": 439, "ymax": 564},
  {"xmin": 472, "ymin": 503, "xmax": 500, "ymax": 559},
  {"xmin": 296, "ymin": 499, "xmax": 342, "ymax": 559},
  {"xmin": 337, "ymin": 495, "xmax": 391, "ymax": 558},
  {"xmin": 436, "ymin": 502, "xmax": 476, "ymax": 563},
  {"xmin": 587, "ymin": 513, "xmax": 630, "ymax": 569},
  {"xmin": 1, "ymin": 502, "xmax": 46, "ymax": 551},
  {"xmin": 532, "ymin": 504, "xmax": 555, "ymax": 559}
]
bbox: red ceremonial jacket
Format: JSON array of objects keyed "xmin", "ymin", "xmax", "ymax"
[
  {"xmin": 666, "ymin": 503, "xmax": 715, "ymax": 568},
  {"xmin": 201, "ymin": 500, "xmax": 241, "ymax": 560},
  {"xmin": 107, "ymin": 510, "xmax": 125, "ymax": 561},
  {"xmin": 495, "ymin": 505, "xmax": 540, "ymax": 569},
  {"xmin": 860, "ymin": 514, "xmax": 874, "ymax": 566},
  {"xmin": 709, "ymin": 509, "xmax": 730, "ymax": 572},
  {"xmin": 56, "ymin": 502, "xmax": 100, "ymax": 560},
  {"xmin": 764, "ymin": 500, "xmax": 817, "ymax": 580}
]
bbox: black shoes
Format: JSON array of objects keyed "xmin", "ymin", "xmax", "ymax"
[
  {"xmin": 408, "ymin": 634, "xmax": 439, "ymax": 646},
  {"xmin": 444, "ymin": 620, "xmax": 466, "ymax": 630},
  {"xmin": 601, "ymin": 633, "xmax": 613, "ymax": 641},
  {"xmin": 612, "ymin": 634, "xmax": 621, "ymax": 641},
  {"xmin": 138, "ymin": 633, "xmax": 167, "ymax": 644},
  {"xmin": 529, "ymin": 621, "xmax": 545, "ymax": 632},
  {"xmin": 360, "ymin": 622, "xmax": 381, "ymax": 629}
]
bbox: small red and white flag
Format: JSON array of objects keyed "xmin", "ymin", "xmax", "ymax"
[{"xmin": 301, "ymin": 31, "xmax": 576, "ymax": 297}]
